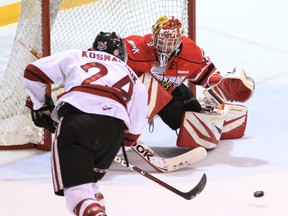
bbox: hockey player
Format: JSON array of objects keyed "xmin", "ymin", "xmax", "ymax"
[
  {"xmin": 124, "ymin": 16, "xmax": 255, "ymax": 149},
  {"xmin": 23, "ymin": 32, "xmax": 148, "ymax": 216}
]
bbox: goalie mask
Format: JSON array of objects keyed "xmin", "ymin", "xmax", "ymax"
[
  {"xmin": 93, "ymin": 32, "xmax": 127, "ymax": 62},
  {"xmin": 152, "ymin": 16, "xmax": 184, "ymax": 67}
]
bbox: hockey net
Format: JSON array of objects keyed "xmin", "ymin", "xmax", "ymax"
[{"xmin": 0, "ymin": 0, "xmax": 196, "ymax": 150}]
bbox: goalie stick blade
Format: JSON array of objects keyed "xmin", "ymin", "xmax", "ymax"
[
  {"xmin": 132, "ymin": 140, "xmax": 207, "ymax": 173},
  {"xmin": 163, "ymin": 147, "xmax": 207, "ymax": 173}
]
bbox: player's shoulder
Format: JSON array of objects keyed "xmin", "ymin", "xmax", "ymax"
[
  {"xmin": 54, "ymin": 49, "xmax": 85, "ymax": 59},
  {"xmin": 181, "ymin": 36, "xmax": 200, "ymax": 51},
  {"xmin": 178, "ymin": 36, "xmax": 203, "ymax": 61},
  {"xmin": 124, "ymin": 34, "xmax": 152, "ymax": 44},
  {"xmin": 124, "ymin": 35, "xmax": 144, "ymax": 49},
  {"xmin": 124, "ymin": 34, "xmax": 153, "ymax": 59}
]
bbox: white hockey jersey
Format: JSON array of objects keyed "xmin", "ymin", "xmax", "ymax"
[{"xmin": 23, "ymin": 49, "xmax": 148, "ymax": 138}]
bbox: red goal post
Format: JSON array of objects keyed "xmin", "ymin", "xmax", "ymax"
[{"xmin": 0, "ymin": 0, "xmax": 196, "ymax": 151}]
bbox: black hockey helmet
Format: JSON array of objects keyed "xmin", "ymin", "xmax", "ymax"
[{"xmin": 92, "ymin": 32, "xmax": 127, "ymax": 62}]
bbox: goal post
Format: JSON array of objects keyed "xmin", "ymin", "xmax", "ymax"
[
  {"xmin": 0, "ymin": 0, "xmax": 197, "ymax": 150},
  {"xmin": 188, "ymin": 0, "xmax": 197, "ymax": 95}
]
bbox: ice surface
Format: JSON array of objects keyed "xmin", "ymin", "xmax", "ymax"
[{"xmin": 0, "ymin": 0, "xmax": 288, "ymax": 215}]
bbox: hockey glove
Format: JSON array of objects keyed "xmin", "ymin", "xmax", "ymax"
[
  {"xmin": 123, "ymin": 132, "xmax": 140, "ymax": 147},
  {"xmin": 158, "ymin": 83, "xmax": 202, "ymax": 130},
  {"xmin": 203, "ymin": 67, "xmax": 255, "ymax": 107},
  {"xmin": 25, "ymin": 94, "xmax": 56, "ymax": 133}
]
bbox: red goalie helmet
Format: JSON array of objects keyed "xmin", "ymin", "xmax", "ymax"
[{"xmin": 152, "ymin": 16, "xmax": 184, "ymax": 67}]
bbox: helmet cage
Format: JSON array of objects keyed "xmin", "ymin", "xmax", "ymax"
[
  {"xmin": 154, "ymin": 30, "xmax": 182, "ymax": 67},
  {"xmin": 152, "ymin": 16, "xmax": 183, "ymax": 67}
]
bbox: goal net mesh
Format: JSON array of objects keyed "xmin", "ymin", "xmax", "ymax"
[{"xmin": 0, "ymin": 0, "xmax": 191, "ymax": 148}]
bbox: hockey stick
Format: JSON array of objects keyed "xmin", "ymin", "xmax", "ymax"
[
  {"xmin": 15, "ymin": 35, "xmax": 43, "ymax": 59},
  {"xmin": 16, "ymin": 35, "xmax": 65, "ymax": 92},
  {"xmin": 114, "ymin": 156, "xmax": 207, "ymax": 200},
  {"xmin": 132, "ymin": 140, "xmax": 207, "ymax": 173}
]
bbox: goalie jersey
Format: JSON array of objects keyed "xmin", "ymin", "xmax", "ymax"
[
  {"xmin": 124, "ymin": 34, "xmax": 223, "ymax": 91},
  {"xmin": 23, "ymin": 49, "xmax": 148, "ymax": 138}
]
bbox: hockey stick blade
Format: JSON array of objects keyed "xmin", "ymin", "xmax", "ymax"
[
  {"xmin": 114, "ymin": 156, "xmax": 207, "ymax": 200},
  {"xmin": 183, "ymin": 173, "xmax": 207, "ymax": 200},
  {"xmin": 132, "ymin": 140, "xmax": 207, "ymax": 173}
]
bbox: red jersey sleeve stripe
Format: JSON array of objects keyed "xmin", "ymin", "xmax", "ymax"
[
  {"xmin": 24, "ymin": 64, "xmax": 54, "ymax": 84},
  {"xmin": 194, "ymin": 63, "xmax": 216, "ymax": 85},
  {"xmin": 58, "ymin": 84, "xmax": 127, "ymax": 109}
]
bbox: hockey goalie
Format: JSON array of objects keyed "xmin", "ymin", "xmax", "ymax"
[{"xmin": 124, "ymin": 15, "xmax": 255, "ymax": 150}]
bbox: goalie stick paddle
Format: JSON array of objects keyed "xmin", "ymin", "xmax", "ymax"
[
  {"xmin": 114, "ymin": 156, "xmax": 207, "ymax": 200},
  {"xmin": 132, "ymin": 140, "xmax": 207, "ymax": 173}
]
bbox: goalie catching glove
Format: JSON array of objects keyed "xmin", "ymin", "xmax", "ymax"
[
  {"xmin": 203, "ymin": 67, "xmax": 255, "ymax": 107},
  {"xmin": 25, "ymin": 94, "xmax": 56, "ymax": 133}
]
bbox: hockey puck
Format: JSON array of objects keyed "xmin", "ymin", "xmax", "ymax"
[{"xmin": 253, "ymin": 190, "xmax": 264, "ymax": 197}]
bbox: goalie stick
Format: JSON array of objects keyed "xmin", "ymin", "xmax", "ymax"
[
  {"xmin": 132, "ymin": 140, "xmax": 207, "ymax": 173},
  {"xmin": 114, "ymin": 156, "xmax": 207, "ymax": 200}
]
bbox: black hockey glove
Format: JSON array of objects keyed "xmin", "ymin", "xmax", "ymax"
[
  {"xmin": 158, "ymin": 84, "xmax": 203, "ymax": 130},
  {"xmin": 175, "ymin": 83, "xmax": 202, "ymax": 112},
  {"xmin": 25, "ymin": 94, "xmax": 56, "ymax": 133}
]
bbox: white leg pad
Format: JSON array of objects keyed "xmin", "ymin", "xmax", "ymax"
[
  {"xmin": 177, "ymin": 110, "xmax": 226, "ymax": 149},
  {"xmin": 177, "ymin": 103, "xmax": 248, "ymax": 149},
  {"xmin": 219, "ymin": 103, "xmax": 248, "ymax": 139}
]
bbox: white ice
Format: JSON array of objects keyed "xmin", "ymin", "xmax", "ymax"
[{"xmin": 0, "ymin": 0, "xmax": 288, "ymax": 215}]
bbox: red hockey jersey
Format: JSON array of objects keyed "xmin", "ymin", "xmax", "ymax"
[{"xmin": 124, "ymin": 34, "xmax": 222, "ymax": 91}]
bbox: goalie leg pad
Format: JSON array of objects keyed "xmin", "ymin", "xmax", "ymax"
[
  {"xmin": 219, "ymin": 103, "xmax": 248, "ymax": 139},
  {"xmin": 177, "ymin": 103, "xmax": 248, "ymax": 148},
  {"xmin": 177, "ymin": 111, "xmax": 226, "ymax": 149}
]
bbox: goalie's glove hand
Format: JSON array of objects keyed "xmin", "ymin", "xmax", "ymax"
[
  {"xmin": 26, "ymin": 95, "xmax": 56, "ymax": 133},
  {"xmin": 222, "ymin": 68, "xmax": 255, "ymax": 102},
  {"xmin": 203, "ymin": 67, "xmax": 255, "ymax": 107}
]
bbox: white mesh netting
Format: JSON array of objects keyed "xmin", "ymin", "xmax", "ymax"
[{"xmin": 0, "ymin": 0, "xmax": 190, "ymax": 146}]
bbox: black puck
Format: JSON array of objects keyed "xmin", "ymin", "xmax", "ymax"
[{"xmin": 254, "ymin": 190, "xmax": 264, "ymax": 197}]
